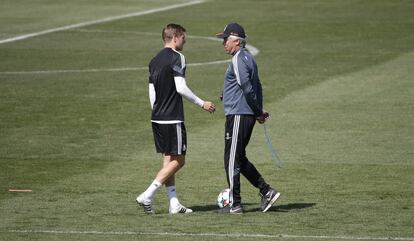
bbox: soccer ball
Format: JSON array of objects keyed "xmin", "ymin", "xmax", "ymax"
[{"xmin": 217, "ymin": 188, "xmax": 231, "ymax": 208}]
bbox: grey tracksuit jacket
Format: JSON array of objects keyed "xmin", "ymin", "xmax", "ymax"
[{"xmin": 222, "ymin": 47, "xmax": 263, "ymax": 117}]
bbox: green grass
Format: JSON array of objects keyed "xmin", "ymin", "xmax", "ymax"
[
  {"xmin": 0, "ymin": 0, "xmax": 191, "ymax": 38},
  {"xmin": 1, "ymin": 0, "xmax": 413, "ymax": 240}
]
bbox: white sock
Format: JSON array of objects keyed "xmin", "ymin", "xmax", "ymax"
[
  {"xmin": 143, "ymin": 180, "xmax": 162, "ymax": 201},
  {"xmin": 166, "ymin": 186, "xmax": 180, "ymax": 209}
]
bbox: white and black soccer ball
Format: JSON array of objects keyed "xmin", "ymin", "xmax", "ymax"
[{"xmin": 217, "ymin": 188, "xmax": 231, "ymax": 208}]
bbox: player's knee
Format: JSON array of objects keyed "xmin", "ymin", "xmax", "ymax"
[
  {"xmin": 172, "ymin": 155, "xmax": 185, "ymax": 168},
  {"xmin": 178, "ymin": 158, "xmax": 186, "ymax": 168}
]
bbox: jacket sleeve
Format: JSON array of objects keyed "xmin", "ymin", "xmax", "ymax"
[{"xmin": 234, "ymin": 54, "xmax": 263, "ymax": 117}]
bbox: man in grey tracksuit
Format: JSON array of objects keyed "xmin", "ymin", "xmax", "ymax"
[{"xmin": 216, "ymin": 23, "xmax": 280, "ymax": 213}]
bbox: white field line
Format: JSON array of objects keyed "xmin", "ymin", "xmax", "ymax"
[
  {"xmin": 0, "ymin": 67, "xmax": 148, "ymax": 75},
  {"xmin": 5, "ymin": 230, "xmax": 414, "ymax": 240},
  {"xmin": 71, "ymin": 29, "xmax": 259, "ymax": 56},
  {"xmin": 0, "ymin": 0, "xmax": 206, "ymax": 45},
  {"xmin": 0, "ymin": 29, "xmax": 259, "ymax": 75}
]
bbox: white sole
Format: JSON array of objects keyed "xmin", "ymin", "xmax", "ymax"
[{"xmin": 169, "ymin": 207, "xmax": 193, "ymax": 214}]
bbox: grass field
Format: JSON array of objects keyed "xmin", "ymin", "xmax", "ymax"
[{"xmin": 1, "ymin": 0, "xmax": 413, "ymax": 240}]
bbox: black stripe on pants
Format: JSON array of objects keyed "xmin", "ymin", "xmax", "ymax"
[{"xmin": 224, "ymin": 115, "xmax": 269, "ymax": 207}]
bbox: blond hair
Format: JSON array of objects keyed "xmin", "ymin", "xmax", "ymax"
[{"xmin": 162, "ymin": 23, "xmax": 186, "ymax": 43}]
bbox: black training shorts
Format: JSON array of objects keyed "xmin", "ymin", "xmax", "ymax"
[{"xmin": 152, "ymin": 122, "xmax": 187, "ymax": 155}]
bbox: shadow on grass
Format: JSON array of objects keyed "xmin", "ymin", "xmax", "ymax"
[
  {"xmin": 189, "ymin": 204, "xmax": 233, "ymax": 212},
  {"xmin": 190, "ymin": 202, "xmax": 316, "ymax": 213},
  {"xmin": 189, "ymin": 203, "xmax": 257, "ymax": 213},
  {"xmin": 269, "ymin": 203, "xmax": 317, "ymax": 212}
]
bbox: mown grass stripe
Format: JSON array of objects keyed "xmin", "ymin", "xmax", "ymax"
[
  {"xmin": 5, "ymin": 230, "xmax": 414, "ymax": 240},
  {"xmin": 0, "ymin": 0, "xmax": 206, "ymax": 44}
]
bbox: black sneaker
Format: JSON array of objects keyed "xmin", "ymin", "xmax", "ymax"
[
  {"xmin": 260, "ymin": 188, "xmax": 280, "ymax": 212},
  {"xmin": 229, "ymin": 205, "xmax": 243, "ymax": 214},
  {"xmin": 216, "ymin": 205, "xmax": 243, "ymax": 214}
]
